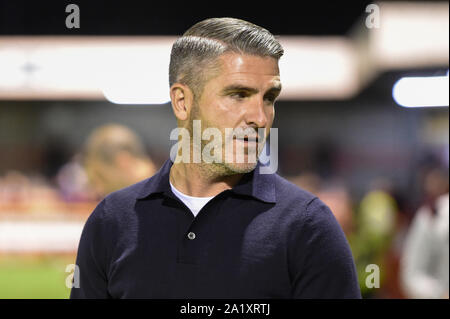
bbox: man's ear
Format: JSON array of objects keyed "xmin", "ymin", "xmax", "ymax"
[{"xmin": 170, "ymin": 83, "xmax": 194, "ymax": 121}]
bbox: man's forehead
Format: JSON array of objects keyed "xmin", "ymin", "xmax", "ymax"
[
  {"xmin": 218, "ymin": 53, "xmax": 280, "ymax": 76},
  {"xmin": 214, "ymin": 53, "xmax": 281, "ymax": 87}
]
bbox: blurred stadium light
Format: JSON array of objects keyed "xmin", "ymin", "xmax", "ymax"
[
  {"xmin": 0, "ymin": 1, "xmax": 447, "ymax": 104},
  {"xmin": 393, "ymin": 71, "xmax": 449, "ymax": 108},
  {"xmin": 370, "ymin": 2, "xmax": 449, "ymax": 70}
]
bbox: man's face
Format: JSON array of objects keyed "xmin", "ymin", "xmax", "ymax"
[{"xmin": 190, "ymin": 52, "xmax": 281, "ymax": 175}]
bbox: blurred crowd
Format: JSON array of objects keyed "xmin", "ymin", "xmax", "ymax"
[
  {"xmin": 0, "ymin": 124, "xmax": 156, "ymax": 214},
  {"xmin": 0, "ymin": 123, "xmax": 448, "ymax": 298}
]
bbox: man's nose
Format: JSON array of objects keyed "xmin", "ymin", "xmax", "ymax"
[{"xmin": 245, "ymin": 96, "xmax": 268, "ymax": 128}]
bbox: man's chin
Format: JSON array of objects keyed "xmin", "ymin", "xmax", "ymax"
[{"xmin": 222, "ymin": 161, "xmax": 258, "ymax": 174}]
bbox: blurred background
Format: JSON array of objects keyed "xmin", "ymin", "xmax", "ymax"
[{"xmin": 0, "ymin": 0, "xmax": 448, "ymax": 298}]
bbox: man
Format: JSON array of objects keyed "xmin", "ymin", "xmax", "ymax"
[
  {"xmin": 71, "ymin": 17, "xmax": 361, "ymax": 299},
  {"xmin": 82, "ymin": 123, "xmax": 156, "ymax": 198}
]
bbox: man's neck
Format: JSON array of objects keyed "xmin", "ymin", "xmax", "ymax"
[{"xmin": 169, "ymin": 162, "xmax": 243, "ymax": 197}]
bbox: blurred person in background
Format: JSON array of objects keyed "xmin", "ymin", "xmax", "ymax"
[
  {"xmin": 348, "ymin": 178, "xmax": 399, "ymax": 298},
  {"xmin": 81, "ymin": 123, "xmax": 156, "ymax": 199},
  {"xmin": 56, "ymin": 153, "xmax": 96, "ymax": 202},
  {"xmin": 400, "ymin": 166, "xmax": 449, "ymax": 299},
  {"xmin": 417, "ymin": 166, "xmax": 449, "ymax": 216}
]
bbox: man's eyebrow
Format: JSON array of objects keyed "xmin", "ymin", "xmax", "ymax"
[
  {"xmin": 221, "ymin": 83, "xmax": 282, "ymax": 94},
  {"xmin": 221, "ymin": 85, "xmax": 259, "ymax": 94}
]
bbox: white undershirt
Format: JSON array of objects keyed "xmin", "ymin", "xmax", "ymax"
[{"xmin": 169, "ymin": 182, "xmax": 215, "ymax": 217}]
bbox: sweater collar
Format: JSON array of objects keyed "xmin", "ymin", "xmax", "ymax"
[{"xmin": 136, "ymin": 159, "xmax": 276, "ymax": 203}]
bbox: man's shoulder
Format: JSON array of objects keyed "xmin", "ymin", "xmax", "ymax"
[{"xmin": 100, "ymin": 176, "xmax": 155, "ymax": 215}]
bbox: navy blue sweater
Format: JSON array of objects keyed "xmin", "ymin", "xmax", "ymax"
[{"xmin": 70, "ymin": 159, "xmax": 361, "ymax": 299}]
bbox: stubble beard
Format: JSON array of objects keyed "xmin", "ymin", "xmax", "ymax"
[{"xmin": 187, "ymin": 104, "xmax": 262, "ymax": 179}]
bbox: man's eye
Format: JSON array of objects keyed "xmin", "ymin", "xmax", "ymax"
[
  {"xmin": 264, "ymin": 95, "xmax": 276, "ymax": 103},
  {"xmin": 230, "ymin": 92, "xmax": 248, "ymax": 99}
]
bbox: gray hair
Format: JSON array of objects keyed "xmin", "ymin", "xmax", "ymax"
[{"xmin": 169, "ymin": 17, "xmax": 284, "ymax": 98}]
